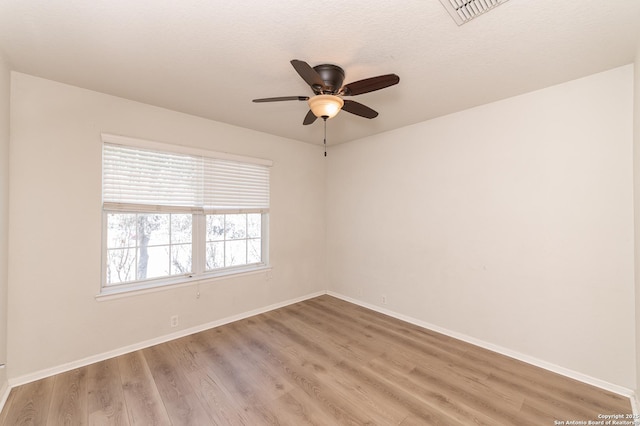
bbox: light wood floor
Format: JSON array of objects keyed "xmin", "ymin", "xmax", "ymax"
[{"xmin": 0, "ymin": 295, "xmax": 632, "ymax": 425}]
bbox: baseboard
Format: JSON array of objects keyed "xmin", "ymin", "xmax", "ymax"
[
  {"xmin": 0, "ymin": 378, "xmax": 9, "ymax": 415},
  {"xmin": 8, "ymin": 290, "xmax": 325, "ymax": 388},
  {"xmin": 327, "ymin": 291, "xmax": 636, "ymax": 399}
]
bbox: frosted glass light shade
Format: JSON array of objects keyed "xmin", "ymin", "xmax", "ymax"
[{"xmin": 308, "ymin": 95, "xmax": 344, "ymax": 119}]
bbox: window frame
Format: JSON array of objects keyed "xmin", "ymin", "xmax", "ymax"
[{"xmin": 100, "ymin": 134, "xmax": 271, "ymax": 297}]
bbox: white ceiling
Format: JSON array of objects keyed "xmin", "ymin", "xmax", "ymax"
[{"xmin": 0, "ymin": 0, "xmax": 638, "ymax": 145}]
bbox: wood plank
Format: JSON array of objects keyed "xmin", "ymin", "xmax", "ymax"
[
  {"xmin": 117, "ymin": 351, "xmax": 171, "ymax": 426},
  {"xmin": 254, "ymin": 311, "xmax": 433, "ymax": 424},
  {"xmin": 190, "ymin": 325, "xmax": 290, "ymax": 424},
  {"xmin": 183, "ymin": 366, "xmax": 250, "ymax": 426},
  {"xmin": 166, "ymin": 333, "xmax": 210, "ymax": 374},
  {"xmin": 219, "ymin": 320, "xmax": 295, "ymax": 400},
  {"xmin": 237, "ymin": 314, "xmax": 382, "ymax": 424},
  {"xmin": 0, "ymin": 375, "xmax": 55, "ymax": 425},
  {"xmin": 87, "ymin": 358, "xmax": 129, "ymax": 426},
  {"xmin": 276, "ymin": 302, "xmax": 384, "ymax": 365},
  {"xmin": 272, "ymin": 387, "xmax": 350, "ymax": 426},
  {"xmin": 142, "ymin": 343, "xmax": 212, "ymax": 425},
  {"xmin": 366, "ymin": 355, "xmax": 497, "ymax": 425},
  {"xmin": 46, "ymin": 366, "xmax": 88, "ymax": 426}
]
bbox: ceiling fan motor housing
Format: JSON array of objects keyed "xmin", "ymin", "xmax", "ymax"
[{"xmin": 313, "ymin": 64, "xmax": 345, "ymax": 94}]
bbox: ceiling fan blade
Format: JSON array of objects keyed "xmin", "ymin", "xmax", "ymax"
[
  {"xmin": 291, "ymin": 60, "xmax": 325, "ymax": 91},
  {"xmin": 342, "ymin": 74, "xmax": 400, "ymax": 96},
  {"xmin": 303, "ymin": 110, "xmax": 318, "ymax": 125},
  {"xmin": 253, "ymin": 96, "xmax": 309, "ymax": 103},
  {"xmin": 342, "ymin": 100, "xmax": 379, "ymax": 119}
]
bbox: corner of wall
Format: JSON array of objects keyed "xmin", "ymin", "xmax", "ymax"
[
  {"xmin": 0, "ymin": 52, "xmax": 10, "ymax": 413},
  {"xmin": 633, "ymin": 392, "xmax": 640, "ymax": 416},
  {"xmin": 0, "ymin": 370, "xmax": 9, "ymax": 415},
  {"xmin": 634, "ymin": 39, "xmax": 640, "ymax": 396}
]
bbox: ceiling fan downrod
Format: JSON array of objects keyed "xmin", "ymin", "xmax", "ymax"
[{"xmin": 323, "ymin": 116, "xmax": 328, "ymax": 157}]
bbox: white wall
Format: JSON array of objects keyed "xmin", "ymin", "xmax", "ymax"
[
  {"xmin": 0, "ymin": 53, "xmax": 10, "ymax": 394},
  {"xmin": 7, "ymin": 73, "xmax": 326, "ymax": 379},
  {"xmin": 327, "ymin": 65, "xmax": 636, "ymax": 389}
]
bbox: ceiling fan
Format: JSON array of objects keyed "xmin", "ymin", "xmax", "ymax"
[{"xmin": 253, "ymin": 59, "xmax": 400, "ymax": 125}]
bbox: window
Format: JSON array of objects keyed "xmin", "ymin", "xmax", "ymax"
[
  {"xmin": 101, "ymin": 134, "xmax": 271, "ymax": 294},
  {"xmin": 205, "ymin": 213, "xmax": 262, "ymax": 270},
  {"xmin": 106, "ymin": 213, "xmax": 192, "ymax": 284}
]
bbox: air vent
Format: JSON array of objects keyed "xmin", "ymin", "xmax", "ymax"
[{"xmin": 439, "ymin": 0, "xmax": 509, "ymax": 25}]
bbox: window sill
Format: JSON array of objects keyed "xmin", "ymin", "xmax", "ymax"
[{"xmin": 95, "ymin": 265, "xmax": 272, "ymax": 301}]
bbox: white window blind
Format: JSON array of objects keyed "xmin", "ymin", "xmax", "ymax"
[
  {"xmin": 103, "ymin": 140, "xmax": 270, "ymax": 212},
  {"xmin": 202, "ymin": 156, "xmax": 270, "ymax": 210}
]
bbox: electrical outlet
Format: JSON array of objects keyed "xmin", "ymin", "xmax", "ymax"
[
  {"xmin": 170, "ymin": 315, "xmax": 179, "ymax": 327},
  {"xmin": 382, "ymin": 294, "xmax": 387, "ymax": 305}
]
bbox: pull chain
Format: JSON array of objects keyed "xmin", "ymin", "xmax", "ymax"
[{"xmin": 322, "ymin": 116, "xmax": 328, "ymax": 157}]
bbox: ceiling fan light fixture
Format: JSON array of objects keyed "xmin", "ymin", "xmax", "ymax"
[{"xmin": 308, "ymin": 95, "xmax": 344, "ymax": 119}]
